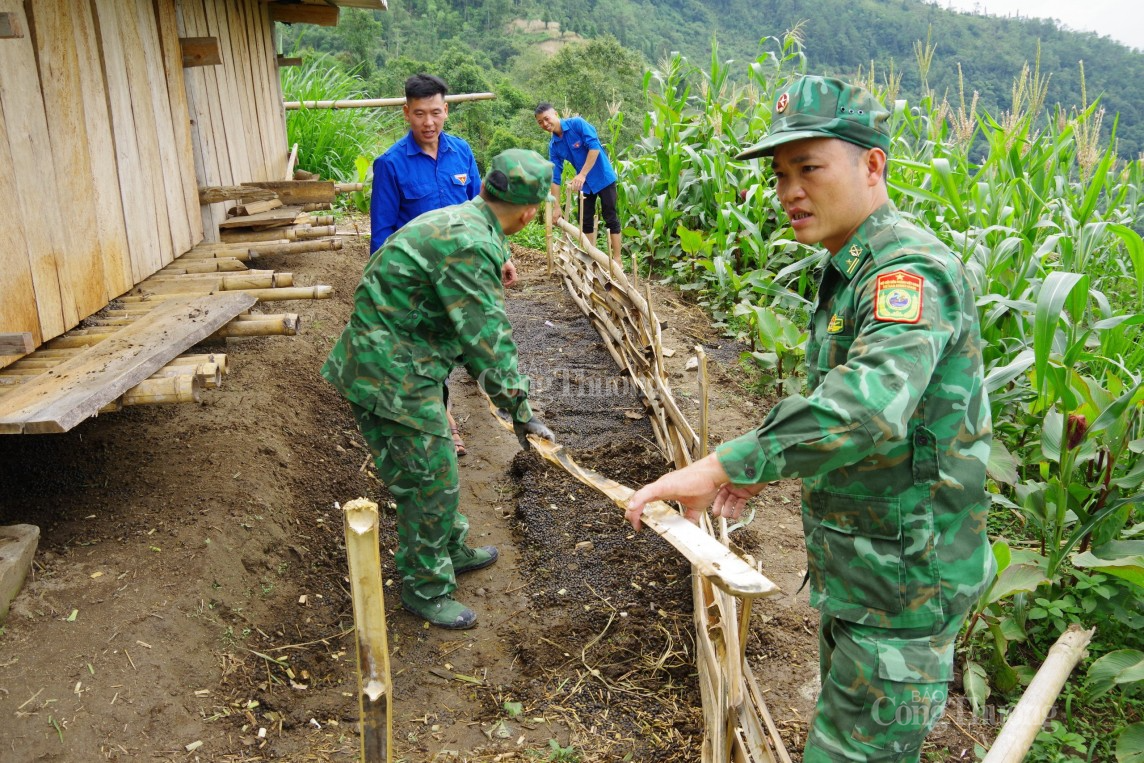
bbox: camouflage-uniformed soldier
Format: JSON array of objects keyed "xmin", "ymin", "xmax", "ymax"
[
  {"xmin": 323, "ymin": 148, "xmax": 557, "ymax": 629},
  {"xmin": 625, "ymin": 77, "xmax": 993, "ymax": 761}
]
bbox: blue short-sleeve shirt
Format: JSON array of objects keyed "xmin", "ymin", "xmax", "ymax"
[
  {"xmin": 369, "ymin": 131, "xmax": 482, "ymax": 254},
  {"xmin": 547, "ymin": 117, "xmax": 617, "ymax": 196}
]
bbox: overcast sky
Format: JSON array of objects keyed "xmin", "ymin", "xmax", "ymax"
[{"xmin": 926, "ymin": 0, "xmax": 1144, "ymax": 50}]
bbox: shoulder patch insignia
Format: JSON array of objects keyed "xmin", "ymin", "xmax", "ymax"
[
  {"xmin": 827, "ymin": 314, "xmax": 845, "ymax": 334},
  {"xmin": 453, "ymin": 173, "xmax": 468, "ymax": 185},
  {"xmin": 874, "ymin": 270, "xmax": 924, "ymax": 323}
]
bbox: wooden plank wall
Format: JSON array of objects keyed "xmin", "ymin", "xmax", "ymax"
[
  {"xmin": 0, "ymin": 0, "xmax": 204, "ymax": 367},
  {"xmin": 178, "ymin": 0, "xmax": 288, "ymax": 241}
]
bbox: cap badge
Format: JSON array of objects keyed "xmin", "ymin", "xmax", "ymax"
[{"xmin": 776, "ymin": 93, "xmax": 789, "ymax": 113}]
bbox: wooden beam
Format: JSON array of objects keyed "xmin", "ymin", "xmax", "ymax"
[
  {"xmin": 241, "ymin": 180, "xmax": 335, "ymax": 205},
  {"xmin": 0, "ymin": 12, "xmax": 22, "ymax": 38},
  {"xmin": 276, "ymin": 55, "xmax": 302, "ymax": 67},
  {"xmin": 0, "ymin": 333, "xmax": 33, "ymax": 356},
  {"xmin": 268, "ymin": 3, "xmax": 339, "ymax": 26},
  {"xmin": 180, "ymin": 36, "xmax": 221, "ymax": 67},
  {"xmin": 199, "ymin": 185, "xmax": 278, "ymax": 205},
  {"xmin": 0, "ymin": 293, "xmax": 255, "ymax": 434}
]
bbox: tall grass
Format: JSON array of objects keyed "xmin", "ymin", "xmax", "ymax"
[
  {"xmin": 614, "ymin": 32, "xmax": 1144, "ymax": 760},
  {"xmin": 280, "ymin": 54, "xmax": 398, "ymax": 184}
]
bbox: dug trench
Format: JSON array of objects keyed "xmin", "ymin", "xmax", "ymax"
[{"xmin": 0, "ymin": 235, "xmax": 984, "ymax": 761}]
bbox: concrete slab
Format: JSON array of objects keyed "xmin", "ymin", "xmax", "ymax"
[{"xmin": 0, "ymin": 524, "xmax": 39, "ymax": 623}]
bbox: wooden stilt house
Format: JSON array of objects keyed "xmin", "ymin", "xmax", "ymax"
[{"xmin": 0, "ymin": 0, "xmax": 384, "ymax": 434}]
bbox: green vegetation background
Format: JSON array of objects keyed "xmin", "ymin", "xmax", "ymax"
[{"xmin": 281, "ymin": 0, "xmax": 1144, "ymax": 165}]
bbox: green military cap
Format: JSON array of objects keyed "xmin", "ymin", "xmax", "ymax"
[
  {"xmin": 484, "ymin": 148, "xmax": 554, "ymax": 205},
  {"xmin": 736, "ymin": 76, "xmax": 891, "ymax": 160}
]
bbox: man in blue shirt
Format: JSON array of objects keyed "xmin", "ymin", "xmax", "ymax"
[
  {"xmin": 535, "ymin": 103, "xmax": 622, "ymax": 265},
  {"xmin": 370, "ymin": 74, "xmax": 481, "ymax": 253},
  {"xmin": 370, "ymin": 74, "xmax": 518, "ymax": 455}
]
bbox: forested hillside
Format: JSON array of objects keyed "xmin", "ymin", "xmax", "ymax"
[{"xmin": 281, "ymin": 0, "xmax": 1144, "ymax": 158}]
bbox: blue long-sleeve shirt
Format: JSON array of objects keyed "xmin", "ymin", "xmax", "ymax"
[
  {"xmin": 546, "ymin": 117, "xmax": 617, "ymax": 195},
  {"xmin": 369, "ymin": 131, "xmax": 481, "ymax": 254}
]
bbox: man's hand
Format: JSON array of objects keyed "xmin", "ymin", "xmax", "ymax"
[
  {"xmin": 625, "ymin": 453, "xmax": 761, "ymax": 530},
  {"xmin": 569, "ymin": 174, "xmax": 587, "ymax": 193},
  {"xmin": 513, "ymin": 416, "xmax": 555, "ymax": 450},
  {"xmin": 501, "ymin": 259, "xmax": 519, "ymax": 288}
]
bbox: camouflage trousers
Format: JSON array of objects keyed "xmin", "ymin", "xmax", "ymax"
[
  {"xmin": 351, "ymin": 404, "xmax": 469, "ymax": 603},
  {"xmin": 803, "ymin": 612, "xmax": 962, "ymax": 762}
]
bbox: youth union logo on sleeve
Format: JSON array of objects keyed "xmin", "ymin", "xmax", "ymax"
[{"xmin": 874, "ymin": 270, "xmax": 924, "ymax": 323}]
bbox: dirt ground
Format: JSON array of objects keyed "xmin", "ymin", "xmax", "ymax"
[{"xmin": 0, "ymin": 232, "xmax": 987, "ymax": 761}]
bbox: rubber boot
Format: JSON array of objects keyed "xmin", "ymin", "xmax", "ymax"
[
  {"xmin": 401, "ymin": 592, "xmax": 477, "ymax": 629},
  {"xmin": 451, "ymin": 545, "xmax": 499, "ymax": 575}
]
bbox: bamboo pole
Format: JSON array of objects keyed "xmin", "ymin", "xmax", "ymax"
[
  {"xmin": 341, "ymin": 498, "xmax": 394, "ymax": 763},
  {"xmin": 180, "ymin": 247, "xmax": 259, "ymax": 262},
  {"xmin": 285, "ymin": 91, "xmax": 495, "ymax": 110},
  {"xmin": 285, "ymin": 143, "xmax": 299, "ymax": 180},
  {"xmin": 335, "ymin": 183, "xmax": 363, "ymax": 193},
  {"xmin": 246, "ymin": 238, "xmax": 342, "ymax": 257},
  {"xmin": 120, "ymin": 374, "xmax": 200, "ymax": 406},
  {"xmin": 161, "ymin": 258, "xmax": 248, "ymax": 274},
  {"xmin": 115, "ymin": 285, "xmax": 333, "ymax": 304},
  {"xmin": 697, "ymin": 345, "xmax": 709, "ymax": 459},
  {"xmin": 212, "ymin": 315, "xmax": 301, "ymax": 338},
  {"xmin": 149, "ymin": 362, "xmax": 222, "ymax": 389},
  {"xmin": 218, "ymin": 227, "xmax": 296, "ymax": 244},
  {"xmin": 982, "ymin": 624, "xmax": 1095, "ymax": 763},
  {"xmin": 301, "ymin": 202, "xmax": 332, "ymax": 212},
  {"xmin": 295, "ymin": 225, "xmax": 336, "ymax": 239},
  {"xmin": 545, "ymin": 202, "xmax": 554, "ymax": 276}
]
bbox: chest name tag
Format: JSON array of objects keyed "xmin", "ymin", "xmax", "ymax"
[
  {"xmin": 827, "ymin": 314, "xmax": 845, "ymax": 334},
  {"xmin": 453, "ymin": 173, "xmax": 468, "ymax": 185},
  {"xmin": 874, "ymin": 270, "xmax": 924, "ymax": 324}
]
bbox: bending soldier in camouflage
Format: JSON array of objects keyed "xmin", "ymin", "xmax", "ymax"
[
  {"xmin": 625, "ymin": 77, "xmax": 993, "ymax": 761},
  {"xmin": 322, "ymin": 149, "xmax": 557, "ymax": 629}
]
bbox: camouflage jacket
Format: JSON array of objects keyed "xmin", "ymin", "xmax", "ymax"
[
  {"xmin": 717, "ymin": 203, "xmax": 994, "ymax": 629},
  {"xmin": 321, "ymin": 197, "xmax": 532, "ymax": 437}
]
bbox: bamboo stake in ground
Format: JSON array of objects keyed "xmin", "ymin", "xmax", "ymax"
[
  {"xmin": 696, "ymin": 345, "xmax": 709, "ymax": 459},
  {"xmin": 341, "ymin": 498, "xmax": 393, "ymax": 763},
  {"xmin": 544, "ymin": 203, "xmax": 553, "ymax": 276},
  {"xmin": 982, "ymin": 624, "xmax": 1094, "ymax": 763}
]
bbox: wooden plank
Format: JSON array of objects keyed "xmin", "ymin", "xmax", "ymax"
[
  {"xmin": 0, "ymin": 68, "xmax": 41, "ymax": 361},
  {"xmin": 254, "ymin": 0, "xmax": 288, "ymax": 179},
  {"xmin": 218, "ymin": 0, "xmax": 258, "ymax": 182},
  {"xmin": 176, "ymin": 0, "xmax": 226, "ymax": 241},
  {"xmin": 242, "ymin": 180, "xmax": 335, "ymax": 204},
  {"xmin": 0, "ymin": 10, "xmax": 21, "ymax": 37},
  {"xmin": 232, "ymin": 0, "xmax": 272, "ymax": 178},
  {"xmin": 179, "ymin": 35, "xmax": 220, "ymax": 66},
  {"xmin": 131, "ymin": 0, "xmax": 189, "ymax": 263},
  {"xmin": 204, "ymin": 0, "xmax": 251, "ymax": 183},
  {"xmin": 92, "ymin": 0, "xmax": 163, "ymax": 283},
  {"xmin": 0, "ymin": 334, "xmax": 33, "ymax": 356},
  {"xmin": 216, "ymin": 205, "xmax": 301, "ymax": 229},
  {"xmin": 268, "ymin": 4, "xmax": 338, "ymax": 26},
  {"xmin": 276, "ymin": 56, "xmax": 301, "ymax": 67},
  {"xmin": 154, "ymin": 0, "xmax": 205, "ymax": 247},
  {"xmin": 71, "ymin": 0, "xmax": 134, "ymax": 298},
  {"xmin": 0, "ymin": 293, "xmax": 256, "ymax": 434},
  {"xmin": 0, "ymin": 0, "xmax": 75, "ymax": 339},
  {"xmin": 32, "ymin": 2, "xmax": 111, "ymax": 322}
]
